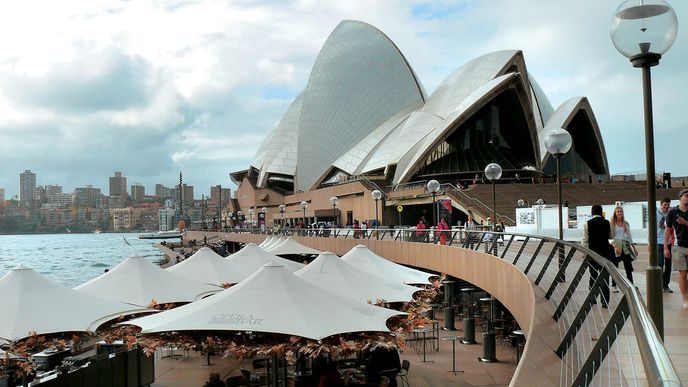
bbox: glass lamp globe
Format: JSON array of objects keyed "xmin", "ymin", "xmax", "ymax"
[
  {"xmin": 329, "ymin": 196, "xmax": 339, "ymax": 206},
  {"xmin": 300, "ymin": 201, "xmax": 308, "ymax": 209},
  {"xmin": 484, "ymin": 163, "xmax": 503, "ymax": 181},
  {"xmin": 610, "ymin": 0, "xmax": 677, "ymax": 60},
  {"xmin": 545, "ymin": 128, "xmax": 573, "ymax": 156},
  {"xmin": 372, "ymin": 189, "xmax": 382, "ymax": 200},
  {"xmin": 237, "ymin": 211, "xmax": 243, "ymax": 216},
  {"xmin": 517, "ymin": 199, "xmax": 525, "ymax": 207},
  {"xmin": 261, "ymin": 207, "xmax": 267, "ymax": 213},
  {"xmin": 426, "ymin": 180, "xmax": 440, "ymax": 194},
  {"xmin": 279, "ymin": 204, "xmax": 286, "ymax": 212}
]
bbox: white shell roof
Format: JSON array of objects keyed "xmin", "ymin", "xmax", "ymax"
[
  {"xmin": 252, "ymin": 92, "xmax": 303, "ymax": 186},
  {"xmin": 422, "ymin": 50, "xmax": 518, "ymax": 118},
  {"xmin": 539, "ymin": 96, "xmax": 585, "ymax": 161},
  {"xmin": 294, "ymin": 20, "xmax": 426, "ymax": 191},
  {"xmin": 394, "ymin": 73, "xmax": 519, "ymax": 183},
  {"xmin": 245, "ymin": 21, "xmax": 607, "ymax": 188}
]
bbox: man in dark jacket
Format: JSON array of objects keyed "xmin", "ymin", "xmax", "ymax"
[{"xmin": 582, "ymin": 204, "xmax": 612, "ymax": 307}]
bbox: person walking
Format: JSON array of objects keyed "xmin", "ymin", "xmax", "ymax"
[
  {"xmin": 437, "ymin": 217, "xmax": 449, "ymax": 245},
  {"xmin": 665, "ymin": 189, "xmax": 688, "ymax": 310},
  {"xmin": 415, "ymin": 218, "xmax": 426, "ymax": 242},
  {"xmin": 463, "ymin": 215, "xmax": 477, "ymax": 249},
  {"xmin": 658, "ymin": 197, "xmax": 674, "ymax": 293},
  {"xmin": 610, "ymin": 206, "xmax": 638, "ymax": 286},
  {"xmin": 582, "ymin": 204, "xmax": 613, "ymax": 307}
]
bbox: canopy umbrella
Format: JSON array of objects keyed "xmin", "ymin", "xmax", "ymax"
[
  {"xmin": 262, "ymin": 236, "xmax": 286, "ymax": 251},
  {"xmin": 0, "ymin": 264, "xmax": 151, "ymax": 342},
  {"xmin": 226, "ymin": 243, "xmax": 305, "ymax": 273},
  {"xmin": 167, "ymin": 247, "xmax": 242, "ymax": 286},
  {"xmin": 295, "ymin": 252, "xmax": 419, "ymax": 303},
  {"xmin": 126, "ymin": 263, "xmax": 404, "ymax": 340},
  {"xmin": 340, "ymin": 245, "xmax": 435, "ymax": 285},
  {"xmin": 75, "ymin": 256, "xmax": 221, "ymax": 307},
  {"xmin": 265, "ymin": 237, "xmax": 322, "ymax": 256},
  {"xmin": 258, "ymin": 235, "xmax": 276, "ymax": 248}
]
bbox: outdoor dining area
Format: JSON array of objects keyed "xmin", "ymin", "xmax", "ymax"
[{"xmin": 2, "ymin": 240, "xmax": 473, "ymax": 387}]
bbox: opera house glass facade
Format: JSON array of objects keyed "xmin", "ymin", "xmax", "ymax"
[{"xmin": 237, "ymin": 20, "xmax": 609, "ymax": 193}]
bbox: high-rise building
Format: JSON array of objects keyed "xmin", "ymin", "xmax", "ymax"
[
  {"xmin": 75, "ymin": 185, "xmax": 102, "ymax": 207},
  {"xmin": 155, "ymin": 184, "xmax": 172, "ymax": 200},
  {"xmin": 0, "ymin": 187, "xmax": 5, "ymax": 204},
  {"xmin": 109, "ymin": 171, "xmax": 128, "ymax": 197},
  {"xmin": 130, "ymin": 183, "xmax": 145, "ymax": 201},
  {"xmin": 19, "ymin": 170, "xmax": 36, "ymax": 206},
  {"xmin": 45, "ymin": 185, "xmax": 62, "ymax": 196},
  {"xmin": 19, "ymin": 170, "xmax": 35, "ymax": 200},
  {"xmin": 210, "ymin": 185, "xmax": 231, "ymax": 204},
  {"xmin": 176, "ymin": 184, "xmax": 194, "ymax": 204}
]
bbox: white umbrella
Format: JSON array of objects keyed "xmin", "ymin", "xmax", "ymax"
[
  {"xmin": 341, "ymin": 245, "xmax": 435, "ymax": 285},
  {"xmin": 295, "ymin": 252, "xmax": 419, "ymax": 303},
  {"xmin": 167, "ymin": 247, "xmax": 242, "ymax": 286},
  {"xmin": 0, "ymin": 264, "xmax": 151, "ymax": 341},
  {"xmin": 126, "ymin": 263, "xmax": 404, "ymax": 340},
  {"xmin": 258, "ymin": 235, "xmax": 276, "ymax": 248},
  {"xmin": 226, "ymin": 243, "xmax": 305, "ymax": 273},
  {"xmin": 262, "ymin": 236, "xmax": 286, "ymax": 250},
  {"xmin": 266, "ymin": 237, "xmax": 322, "ymax": 256},
  {"xmin": 75, "ymin": 256, "xmax": 221, "ymax": 307}
]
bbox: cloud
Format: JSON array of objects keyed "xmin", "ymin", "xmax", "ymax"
[{"xmin": 0, "ymin": 0, "xmax": 686, "ymax": 198}]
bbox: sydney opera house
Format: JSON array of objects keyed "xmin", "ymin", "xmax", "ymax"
[{"xmin": 230, "ymin": 20, "xmax": 609, "ymax": 226}]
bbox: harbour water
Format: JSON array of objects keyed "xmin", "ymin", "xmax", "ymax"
[{"xmin": 0, "ymin": 233, "xmax": 167, "ymax": 288}]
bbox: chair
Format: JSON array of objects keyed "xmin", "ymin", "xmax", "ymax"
[
  {"xmin": 380, "ymin": 376, "xmax": 390, "ymax": 387},
  {"xmin": 380, "ymin": 368, "xmax": 398, "ymax": 387},
  {"xmin": 398, "ymin": 359, "xmax": 410, "ymax": 387},
  {"xmin": 239, "ymin": 368, "xmax": 260, "ymax": 387}
]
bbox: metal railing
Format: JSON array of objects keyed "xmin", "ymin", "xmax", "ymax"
[{"xmin": 219, "ymin": 227, "xmax": 680, "ymax": 386}]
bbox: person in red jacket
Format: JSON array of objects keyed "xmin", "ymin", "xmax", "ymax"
[{"xmin": 437, "ymin": 217, "xmax": 450, "ymax": 245}]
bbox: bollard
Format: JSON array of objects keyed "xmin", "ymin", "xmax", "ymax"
[{"xmin": 442, "ymin": 280, "xmax": 455, "ymax": 330}]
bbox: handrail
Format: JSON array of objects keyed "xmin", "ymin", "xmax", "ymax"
[
  {"xmin": 215, "ymin": 227, "xmax": 680, "ymax": 386},
  {"xmin": 442, "ymin": 183, "xmax": 516, "ymax": 225}
]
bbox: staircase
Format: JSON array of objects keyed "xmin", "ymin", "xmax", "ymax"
[{"xmin": 451, "ymin": 181, "xmax": 684, "ymax": 225}]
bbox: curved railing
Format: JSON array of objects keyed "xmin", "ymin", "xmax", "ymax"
[{"xmin": 215, "ymin": 227, "xmax": 680, "ymax": 386}]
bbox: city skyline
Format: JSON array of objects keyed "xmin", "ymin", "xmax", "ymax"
[
  {"xmin": 0, "ymin": 1, "xmax": 686, "ymax": 198},
  {"xmin": 4, "ymin": 168, "xmax": 222, "ymax": 202}
]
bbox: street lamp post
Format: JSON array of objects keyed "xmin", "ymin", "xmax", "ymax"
[
  {"xmin": 545, "ymin": 128, "xmax": 573, "ymax": 281},
  {"xmin": 329, "ymin": 196, "xmax": 339, "ymax": 227},
  {"xmin": 237, "ymin": 211, "xmax": 243, "ymax": 228},
  {"xmin": 610, "ymin": 0, "xmax": 677, "ymax": 338},
  {"xmin": 279, "ymin": 204, "xmax": 286, "ymax": 231},
  {"xmin": 426, "ymin": 180, "xmax": 440, "ymax": 228},
  {"xmin": 228, "ymin": 212, "xmax": 233, "ymax": 228},
  {"xmin": 484, "ymin": 163, "xmax": 502, "ymax": 255},
  {"xmin": 248, "ymin": 208, "xmax": 254, "ymax": 228},
  {"xmin": 372, "ymin": 190, "xmax": 382, "ymax": 239},
  {"xmin": 300, "ymin": 201, "xmax": 308, "ymax": 229}
]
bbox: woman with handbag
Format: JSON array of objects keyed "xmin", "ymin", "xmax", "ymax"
[{"xmin": 610, "ymin": 206, "xmax": 638, "ymax": 287}]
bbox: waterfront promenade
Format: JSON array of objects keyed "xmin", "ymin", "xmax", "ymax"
[{"xmin": 156, "ymin": 232, "xmax": 688, "ymax": 386}]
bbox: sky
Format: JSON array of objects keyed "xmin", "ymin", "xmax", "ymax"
[{"xmin": 0, "ymin": 0, "xmax": 686, "ymax": 199}]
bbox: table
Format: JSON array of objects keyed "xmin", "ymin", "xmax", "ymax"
[
  {"xmin": 412, "ymin": 328, "xmax": 434, "ymax": 363},
  {"xmin": 441, "ymin": 336, "xmax": 464, "ymax": 374}
]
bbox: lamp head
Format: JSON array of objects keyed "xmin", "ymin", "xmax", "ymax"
[
  {"xmin": 329, "ymin": 196, "xmax": 339, "ymax": 206},
  {"xmin": 426, "ymin": 180, "xmax": 440, "ymax": 194},
  {"xmin": 279, "ymin": 204, "xmax": 286, "ymax": 212},
  {"xmin": 610, "ymin": 0, "xmax": 677, "ymax": 63},
  {"xmin": 484, "ymin": 163, "xmax": 503, "ymax": 181},
  {"xmin": 372, "ymin": 189, "xmax": 382, "ymax": 200},
  {"xmin": 300, "ymin": 201, "xmax": 308, "ymax": 209},
  {"xmin": 544, "ymin": 128, "xmax": 573, "ymax": 157}
]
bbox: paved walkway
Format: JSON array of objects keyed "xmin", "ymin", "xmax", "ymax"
[
  {"xmin": 149, "ymin": 244, "xmax": 688, "ymax": 386},
  {"xmin": 151, "ymin": 319, "xmax": 519, "ymax": 387}
]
